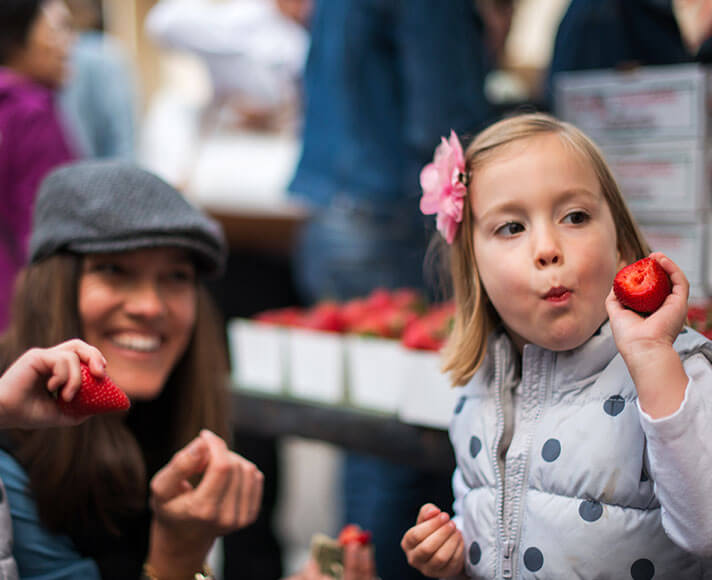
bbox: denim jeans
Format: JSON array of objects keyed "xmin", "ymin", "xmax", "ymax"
[
  {"xmin": 293, "ymin": 194, "xmax": 433, "ymax": 302},
  {"xmin": 293, "ymin": 196, "xmax": 452, "ymax": 579}
]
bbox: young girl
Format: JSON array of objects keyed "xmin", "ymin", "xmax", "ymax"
[{"xmin": 401, "ymin": 113, "xmax": 712, "ymax": 578}]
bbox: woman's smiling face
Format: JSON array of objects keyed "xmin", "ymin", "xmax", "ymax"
[{"xmin": 78, "ymin": 247, "xmax": 198, "ymax": 401}]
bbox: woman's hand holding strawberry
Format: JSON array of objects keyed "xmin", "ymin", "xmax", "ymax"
[
  {"xmin": 146, "ymin": 429, "xmax": 264, "ymax": 578},
  {"xmin": 0, "ymin": 339, "xmax": 107, "ymax": 428},
  {"xmin": 401, "ymin": 503, "xmax": 465, "ymax": 578}
]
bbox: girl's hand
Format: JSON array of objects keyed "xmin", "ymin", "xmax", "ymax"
[
  {"xmin": 147, "ymin": 430, "xmax": 264, "ymax": 578},
  {"xmin": 0, "ymin": 339, "xmax": 106, "ymax": 428},
  {"xmin": 606, "ymin": 252, "xmax": 690, "ymax": 418},
  {"xmin": 401, "ymin": 503, "xmax": 465, "ymax": 578},
  {"xmin": 607, "ymin": 253, "xmax": 688, "ymax": 355}
]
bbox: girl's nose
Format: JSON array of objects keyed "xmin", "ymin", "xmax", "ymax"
[{"xmin": 534, "ymin": 229, "xmax": 563, "ymax": 268}]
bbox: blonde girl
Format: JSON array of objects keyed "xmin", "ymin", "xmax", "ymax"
[{"xmin": 401, "ymin": 113, "xmax": 712, "ymax": 578}]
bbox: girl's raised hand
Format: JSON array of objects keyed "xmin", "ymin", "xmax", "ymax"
[
  {"xmin": 0, "ymin": 339, "xmax": 106, "ymax": 428},
  {"xmin": 147, "ymin": 429, "xmax": 264, "ymax": 578},
  {"xmin": 401, "ymin": 503, "xmax": 465, "ymax": 578},
  {"xmin": 606, "ymin": 252, "xmax": 691, "ymax": 418},
  {"xmin": 606, "ymin": 253, "xmax": 689, "ymax": 355}
]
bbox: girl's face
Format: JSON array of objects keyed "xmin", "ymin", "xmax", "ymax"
[
  {"xmin": 78, "ymin": 247, "xmax": 198, "ymax": 401},
  {"xmin": 11, "ymin": 0, "xmax": 73, "ymax": 88},
  {"xmin": 470, "ymin": 133, "xmax": 626, "ymax": 352}
]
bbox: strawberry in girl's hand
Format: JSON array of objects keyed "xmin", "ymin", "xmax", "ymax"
[
  {"xmin": 57, "ymin": 363, "xmax": 130, "ymax": 418},
  {"xmin": 613, "ymin": 257, "xmax": 672, "ymax": 314}
]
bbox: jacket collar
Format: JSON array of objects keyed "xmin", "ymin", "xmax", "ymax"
[{"xmin": 476, "ymin": 321, "xmax": 618, "ymax": 394}]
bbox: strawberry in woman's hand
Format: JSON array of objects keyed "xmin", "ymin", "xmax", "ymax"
[
  {"xmin": 613, "ymin": 257, "xmax": 672, "ymax": 314},
  {"xmin": 338, "ymin": 523, "xmax": 372, "ymax": 546},
  {"xmin": 57, "ymin": 363, "xmax": 130, "ymax": 417}
]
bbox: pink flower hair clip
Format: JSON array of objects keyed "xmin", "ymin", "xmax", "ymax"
[{"xmin": 419, "ymin": 130, "xmax": 468, "ymax": 244}]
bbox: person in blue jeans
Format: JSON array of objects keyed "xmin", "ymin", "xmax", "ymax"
[{"xmin": 288, "ymin": 1, "xmax": 508, "ymax": 577}]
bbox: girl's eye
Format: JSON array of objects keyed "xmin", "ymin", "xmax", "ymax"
[
  {"xmin": 495, "ymin": 222, "xmax": 525, "ymax": 237},
  {"xmin": 563, "ymin": 211, "xmax": 589, "ymax": 225}
]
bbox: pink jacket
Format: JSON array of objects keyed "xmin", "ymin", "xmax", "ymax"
[{"xmin": 0, "ymin": 68, "xmax": 75, "ymax": 330}]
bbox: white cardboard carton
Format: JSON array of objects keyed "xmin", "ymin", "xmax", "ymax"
[
  {"xmin": 638, "ymin": 219, "xmax": 709, "ymax": 300},
  {"xmin": 227, "ymin": 318, "xmax": 287, "ymax": 395},
  {"xmin": 602, "ymin": 140, "xmax": 710, "ymax": 217},
  {"xmin": 345, "ymin": 335, "xmax": 405, "ymax": 414},
  {"xmin": 555, "ymin": 64, "xmax": 712, "ymax": 144},
  {"xmin": 288, "ymin": 328, "xmax": 345, "ymax": 404},
  {"xmin": 397, "ymin": 349, "xmax": 462, "ymax": 429}
]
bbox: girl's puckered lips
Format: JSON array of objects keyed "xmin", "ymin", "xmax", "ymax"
[{"xmin": 544, "ymin": 286, "xmax": 571, "ymax": 301}]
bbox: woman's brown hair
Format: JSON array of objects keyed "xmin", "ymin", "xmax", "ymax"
[
  {"xmin": 441, "ymin": 112, "xmax": 650, "ymax": 386},
  {"xmin": 0, "ymin": 252, "xmax": 230, "ymax": 535}
]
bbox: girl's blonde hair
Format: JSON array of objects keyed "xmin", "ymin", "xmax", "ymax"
[{"xmin": 442, "ymin": 112, "xmax": 650, "ymax": 386}]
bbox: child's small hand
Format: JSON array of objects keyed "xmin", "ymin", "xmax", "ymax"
[
  {"xmin": 0, "ymin": 339, "xmax": 107, "ymax": 428},
  {"xmin": 607, "ymin": 253, "xmax": 688, "ymax": 355},
  {"xmin": 401, "ymin": 503, "xmax": 465, "ymax": 578},
  {"xmin": 607, "ymin": 253, "xmax": 691, "ymax": 418}
]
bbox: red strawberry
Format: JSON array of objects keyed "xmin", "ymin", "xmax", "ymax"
[
  {"xmin": 298, "ymin": 302, "xmax": 346, "ymax": 333},
  {"xmin": 613, "ymin": 257, "xmax": 672, "ymax": 314},
  {"xmin": 57, "ymin": 363, "xmax": 131, "ymax": 418},
  {"xmin": 254, "ymin": 307, "xmax": 304, "ymax": 326},
  {"xmin": 401, "ymin": 319, "xmax": 446, "ymax": 351},
  {"xmin": 337, "ymin": 524, "xmax": 372, "ymax": 546}
]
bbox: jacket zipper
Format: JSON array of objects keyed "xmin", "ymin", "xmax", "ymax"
[
  {"xmin": 492, "ymin": 347, "xmax": 513, "ymax": 578},
  {"xmin": 502, "ymin": 541, "xmax": 514, "ymax": 578}
]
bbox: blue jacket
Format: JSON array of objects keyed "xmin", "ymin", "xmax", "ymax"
[
  {"xmin": 288, "ymin": 0, "xmax": 496, "ymax": 211},
  {"xmin": 0, "ymin": 451, "xmax": 100, "ymax": 579}
]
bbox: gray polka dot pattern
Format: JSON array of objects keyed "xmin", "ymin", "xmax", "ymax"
[
  {"xmin": 631, "ymin": 558, "xmax": 655, "ymax": 579},
  {"xmin": 604, "ymin": 395, "xmax": 625, "ymax": 416},
  {"xmin": 454, "ymin": 396, "xmax": 466, "ymax": 414},
  {"xmin": 541, "ymin": 438, "xmax": 561, "ymax": 462},
  {"xmin": 469, "ymin": 541, "xmax": 481, "ymax": 566},
  {"xmin": 470, "ymin": 436, "xmax": 482, "ymax": 458},
  {"xmin": 524, "ymin": 547, "xmax": 544, "ymax": 572},
  {"xmin": 579, "ymin": 500, "xmax": 603, "ymax": 522}
]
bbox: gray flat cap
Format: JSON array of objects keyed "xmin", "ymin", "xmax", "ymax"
[{"xmin": 29, "ymin": 160, "xmax": 227, "ymax": 276}]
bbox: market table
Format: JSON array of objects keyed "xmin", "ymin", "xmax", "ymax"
[{"xmin": 230, "ymin": 390, "xmax": 455, "ymax": 474}]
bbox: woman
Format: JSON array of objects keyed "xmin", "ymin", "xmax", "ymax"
[
  {"xmin": 0, "ymin": 0, "xmax": 78, "ymax": 330},
  {"xmin": 0, "ymin": 160, "xmax": 263, "ymax": 580}
]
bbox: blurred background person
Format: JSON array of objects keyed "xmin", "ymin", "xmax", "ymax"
[
  {"xmin": 546, "ymin": 0, "xmax": 712, "ymax": 108},
  {"xmin": 60, "ymin": 0, "xmax": 139, "ymax": 159},
  {"xmin": 142, "ymin": 0, "xmax": 310, "ymax": 190},
  {"xmin": 287, "ymin": 1, "xmax": 511, "ymax": 578},
  {"xmin": 0, "ymin": 0, "xmax": 77, "ymax": 332}
]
